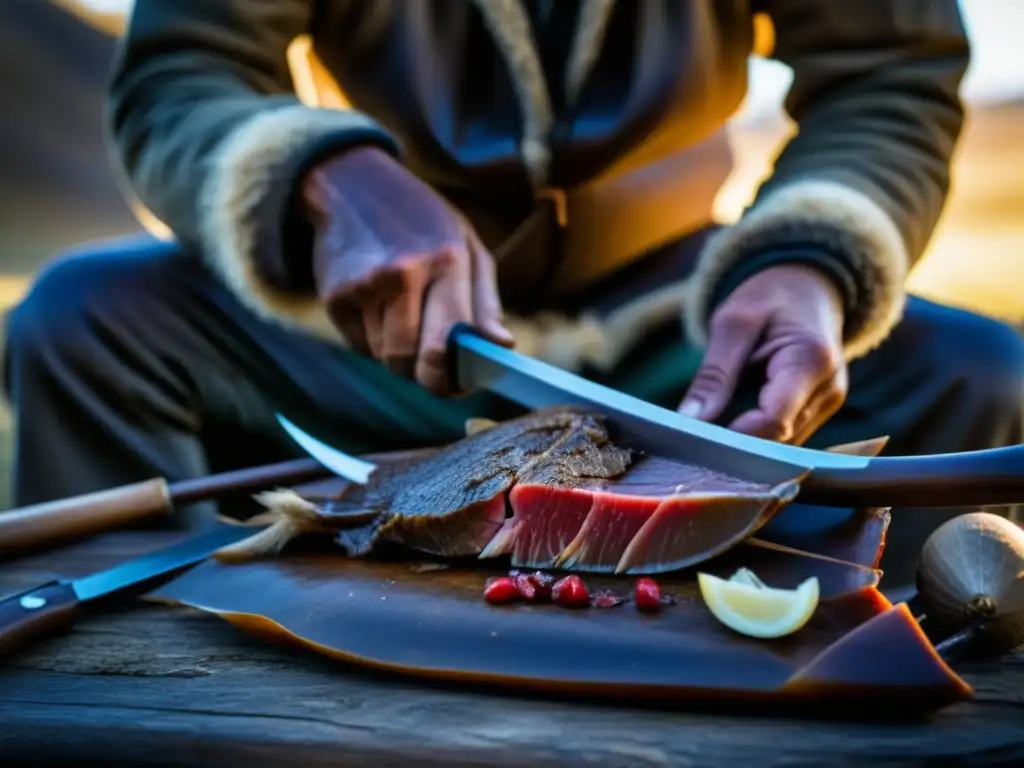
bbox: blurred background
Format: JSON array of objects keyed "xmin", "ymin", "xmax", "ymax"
[{"xmin": 0, "ymin": 0, "xmax": 1022, "ymax": 508}]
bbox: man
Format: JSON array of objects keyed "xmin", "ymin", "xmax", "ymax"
[{"xmin": 4, "ymin": 0, "xmax": 1023, "ymax": 587}]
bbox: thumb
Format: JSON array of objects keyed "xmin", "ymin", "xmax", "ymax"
[{"xmin": 679, "ymin": 310, "xmax": 765, "ymax": 422}]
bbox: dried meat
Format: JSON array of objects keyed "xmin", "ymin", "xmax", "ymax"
[
  {"xmin": 230, "ymin": 406, "xmax": 805, "ymax": 574},
  {"xmin": 324, "ymin": 407, "xmax": 629, "ymax": 557}
]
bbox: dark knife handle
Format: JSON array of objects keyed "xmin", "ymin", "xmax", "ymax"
[
  {"xmin": 0, "ymin": 581, "xmax": 80, "ymax": 659},
  {"xmin": 801, "ymin": 444, "xmax": 1024, "ymax": 508}
]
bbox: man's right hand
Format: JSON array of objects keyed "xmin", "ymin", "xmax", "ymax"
[{"xmin": 303, "ymin": 147, "xmax": 514, "ymax": 396}]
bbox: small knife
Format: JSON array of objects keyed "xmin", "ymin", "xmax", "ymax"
[{"xmin": 0, "ymin": 524, "xmax": 263, "ymax": 659}]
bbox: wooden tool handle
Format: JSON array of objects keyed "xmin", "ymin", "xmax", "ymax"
[
  {"xmin": 0, "ymin": 581, "xmax": 79, "ymax": 659},
  {"xmin": 801, "ymin": 444, "xmax": 1024, "ymax": 508},
  {"xmin": 0, "ymin": 478, "xmax": 172, "ymax": 553},
  {"xmin": 170, "ymin": 458, "xmax": 328, "ymax": 504}
]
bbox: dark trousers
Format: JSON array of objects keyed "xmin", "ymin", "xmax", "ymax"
[{"xmin": 4, "ymin": 234, "xmax": 1024, "ymax": 589}]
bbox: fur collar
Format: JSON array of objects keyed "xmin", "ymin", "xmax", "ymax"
[{"xmin": 469, "ymin": 0, "xmax": 618, "ymax": 188}]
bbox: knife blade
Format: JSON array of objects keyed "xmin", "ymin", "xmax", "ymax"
[
  {"xmin": 445, "ymin": 324, "xmax": 1024, "ymax": 508},
  {"xmin": 275, "ymin": 325, "xmax": 1024, "ymax": 509},
  {"xmin": 276, "ymin": 415, "xmax": 377, "ymax": 485},
  {"xmin": 449, "ymin": 325, "xmax": 854, "ymax": 478},
  {"xmin": 0, "ymin": 524, "xmax": 263, "ymax": 659}
]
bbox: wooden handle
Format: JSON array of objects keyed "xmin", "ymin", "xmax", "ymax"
[
  {"xmin": 0, "ymin": 478, "xmax": 172, "ymax": 553},
  {"xmin": 0, "ymin": 581, "xmax": 79, "ymax": 659},
  {"xmin": 801, "ymin": 444, "xmax": 1024, "ymax": 508},
  {"xmin": 169, "ymin": 458, "xmax": 329, "ymax": 504}
]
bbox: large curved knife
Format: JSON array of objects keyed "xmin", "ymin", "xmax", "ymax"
[{"xmin": 279, "ymin": 324, "xmax": 1024, "ymax": 509}]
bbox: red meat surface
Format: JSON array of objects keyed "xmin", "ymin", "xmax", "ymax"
[
  {"xmin": 273, "ymin": 407, "xmax": 804, "ymax": 573},
  {"xmin": 482, "ymin": 456, "xmax": 799, "ymax": 573}
]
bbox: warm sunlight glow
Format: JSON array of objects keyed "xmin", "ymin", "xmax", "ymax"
[{"xmin": 34, "ymin": 0, "xmax": 1024, "ymax": 324}]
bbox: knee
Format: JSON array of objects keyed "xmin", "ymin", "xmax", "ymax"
[
  {"xmin": 910, "ymin": 301, "xmax": 1024, "ymax": 419},
  {"xmin": 4, "ymin": 237, "xmax": 181, "ymax": 374},
  {"xmin": 950, "ymin": 314, "xmax": 1024, "ymax": 416},
  {"xmin": 7, "ymin": 245, "xmax": 132, "ymax": 353}
]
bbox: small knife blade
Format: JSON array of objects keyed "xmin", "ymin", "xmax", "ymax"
[
  {"xmin": 0, "ymin": 524, "xmax": 264, "ymax": 659},
  {"xmin": 275, "ymin": 414, "xmax": 377, "ymax": 485}
]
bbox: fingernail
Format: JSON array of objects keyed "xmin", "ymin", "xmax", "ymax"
[
  {"xmin": 679, "ymin": 400, "xmax": 703, "ymax": 418},
  {"xmin": 490, "ymin": 324, "xmax": 515, "ymax": 345}
]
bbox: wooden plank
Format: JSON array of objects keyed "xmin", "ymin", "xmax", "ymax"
[{"xmin": 2, "ymin": 533, "xmax": 1024, "ymax": 766}]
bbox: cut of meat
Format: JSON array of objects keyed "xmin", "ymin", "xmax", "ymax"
[
  {"xmin": 245, "ymin": 406, "xmax": 808, "ymax": 573},
  {"xmin": 555, "ymin": 491, "xmax": 657, "ymax": 572},
  {"xmin": 479, "ymin": 485, "xmax": 595, "ymax": 566},
  {"xmin": 318, "ymin": 407, "xmax": 631, "ymax": 557},
  {"xmin": 369, "ymin": 493, "xmax": 508, "ymax": 557},
  {"xmin": 613, "ymin": 483, "xmax": 800, "ymax": 574},
  {"xmin": 490, "ymin": 455, "xmax": 802, "ymax": 573}
]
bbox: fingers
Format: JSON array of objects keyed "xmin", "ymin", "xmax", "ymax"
[
  {"xmin": 380, "ymin": 259, "xmax": 430, "ymax": 377},
  {"xmin": 790, "ymin": 365, "xmax": 848, "ymax": 446},
  {"xmin": 332, "ymin": 253, "xmax": 436, "ymax": 377},
  {"xmin": 728, "ymin": 337, "xmax": 847, "ymax": 443},
  {"xmin": 679, "ymin": 307, "xmax": 766, "ymax": 422},
  {"xmin": 322, "ymin": 219, "xmax": 507, "ymax": 395},
  {"xmin": 416, "ymin": 248, "xmax": 474, "ymax": 395},
  {"xmin": 739, "ymin": 343, "xmax": 831, "ymax": 442},
  {"xmin": 468, "ymin": 230, "xmax": 514, "ymax": 347},
  {"xmin": 362, "ymin": 300, "xmax": 386, "ymax": 360},
  {"xmin": 329, "ymin": 300, "xmax": 370, "ymax": 355},
  {"xmin": 330, "ymin": 268, "xmax": 411, "ymax": 361}
]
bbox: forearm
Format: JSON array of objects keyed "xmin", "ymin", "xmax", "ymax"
[{"xmin": 107, "ymin": 0, "xmax": 399, "ymax": 331}]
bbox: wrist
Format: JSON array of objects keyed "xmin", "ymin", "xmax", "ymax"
[
  {"xmin": 300, "ymin": 146, "xmax": 399, "ymax": 224},
  {"xmin": 709, "ymin": 249, "xmax": 859, "ymax": 329}
]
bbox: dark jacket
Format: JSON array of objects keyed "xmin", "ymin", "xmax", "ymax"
[{"xmin": 107, "ymin": 0, "xmax": 970, "ymax": 373}]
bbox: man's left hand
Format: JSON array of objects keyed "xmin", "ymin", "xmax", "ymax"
[{"xmin": 679, "ymin": 264, "xmax": 848, "ymax": 445}]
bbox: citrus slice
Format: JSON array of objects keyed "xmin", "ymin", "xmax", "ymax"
[{"xmin": 697, "ymin": 568, "xmax": 820, "ymax": 639}]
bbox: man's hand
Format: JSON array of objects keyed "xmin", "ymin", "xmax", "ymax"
[
  {"xmin": 679, "ymin": 265, "xmax": 847, "ymax": 445},
  {"xmin": 303, "ymin": 147, "xmax": 513, "ymax": 395}
]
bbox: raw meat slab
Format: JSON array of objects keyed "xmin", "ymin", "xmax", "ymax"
[
  {"xmin": 309, "ymin": 408, "xmax": 632, "ymax": 558},
  {"xmin": 291, "ymin": 477, "xmax": 892, "ymax": 571},
  {"xmin": 260, "ymin": 407, "xmax": 812, "ymax": 575},
  {"xmin": 263, "ymin": 410, "xmax": 891, "ymax": 577}
]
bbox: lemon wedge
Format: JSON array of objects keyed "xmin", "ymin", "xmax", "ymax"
[{"xmin": 697, "ymin": 568, "xmax": 820, "ymax": 639}]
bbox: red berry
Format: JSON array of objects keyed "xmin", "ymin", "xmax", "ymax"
[
  {"xmin": 512, "ymin": 573, "xmax": 537, "ymax": 601},
  {"xmin": 527, "ymin": 571, "xmax": 556, "ymax": 601},
  {"xmin": 635, "ymin": 577, "xmax": 661, "ymax": 612},
  {"xmin": 552, "ymin": 575, "xmax": 590, "ymax": 608},
  {"xmin": 484, "ymin": 577, "xmax": 519, "ymax": 605}
]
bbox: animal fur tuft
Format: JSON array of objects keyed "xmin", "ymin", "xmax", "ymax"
[{"xmin": 213, "ymin": 489, "xmax": 326, "ymax": 562}]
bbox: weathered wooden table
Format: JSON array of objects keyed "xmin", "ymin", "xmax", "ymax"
[{"xmin": 2, "ymin": 532, "xmax": 1023, "ymax": 767}]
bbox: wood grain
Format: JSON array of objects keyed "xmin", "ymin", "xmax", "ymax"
[{"xmin": 1, "ymin": 533, "xmax": 1023, "ymax": 767}]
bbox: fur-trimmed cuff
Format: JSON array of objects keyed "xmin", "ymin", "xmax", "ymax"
[
  {"xmin": 197, "ymin": 104, "xmax": 398, "ymax": 343},
  {"xmin": 683, "ymin": 180, "xmax": 910, "ymax": 361}
]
